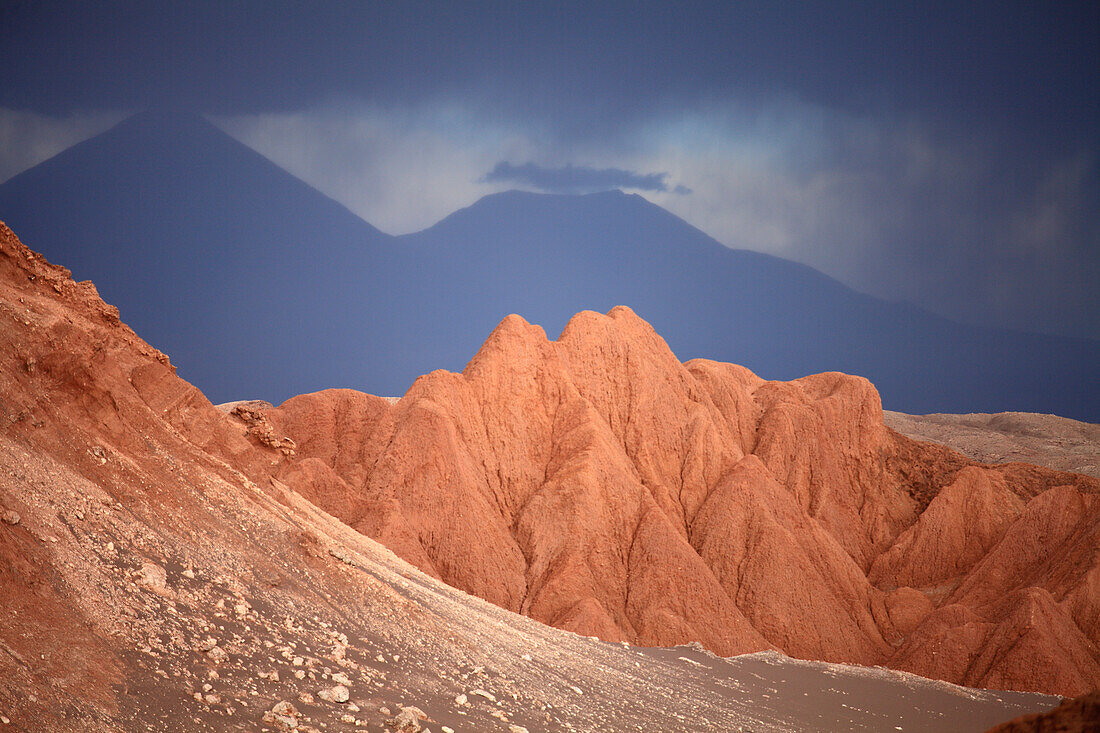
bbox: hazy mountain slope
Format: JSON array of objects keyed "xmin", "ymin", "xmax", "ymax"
[
  {"xmin": 0, "ymin": 224, "xmax": 1057, "ymax": 732},
  {"xmin": 396, "ymin": 189, "xmax": 1100, "ymax": 421},
  {"xmin": 1, "ymin": 110, "xmax": 1096, "ymax": 419},
  {"xmin": 255, "ymin": 307, "xmax": 1100, "ymax": 697},
  {"xmin": 0, "ymin": 108, "xmax": 392, "ymax": 403}
]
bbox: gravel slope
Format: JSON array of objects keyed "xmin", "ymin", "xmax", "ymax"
[{"xmin": 884, "ymin": 411, "xmax": 1100, "ymax": 478}]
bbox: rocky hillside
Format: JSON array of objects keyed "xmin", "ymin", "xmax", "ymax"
[
  {"xmin": 246, "ymin": 309, "xmax": 1100, "ymax": 698},
  {"xmin": 885, "ymin": 410, "xmax": 1100, "ymax": 479},
  {"xmin": 0, "ymin": 220, "xmax": 1081, "ymax": 730}
]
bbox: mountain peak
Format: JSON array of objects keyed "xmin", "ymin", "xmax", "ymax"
[
  {"xmin": 2, "ymin": 123, "xmax": 1097, "ymax": 419},
  {"xmin": 469, "ymin": 186, "xmax": 644, "ymax": 210},
  {"xmin": 119, "ymin": 105, "xmax": 212, "ymax": 126},
  {"xmin": 0, "ymin": 106, "xmax": 387, "ymax": 403}
]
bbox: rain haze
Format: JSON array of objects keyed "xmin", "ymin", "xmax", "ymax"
[{"xmin": 1, "ymin": 1, "xmax": 1097, "ymax": 340}]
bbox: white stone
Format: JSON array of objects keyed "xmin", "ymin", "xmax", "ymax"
[
  {"xmin": 469, "ymin": 689, "xmax": 496, "ymax": 702},
  {"xmin": 317, "ymin": 684, "xmax": 349, "ymax": 703}
]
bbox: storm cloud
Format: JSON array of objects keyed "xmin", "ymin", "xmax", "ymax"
[
  {"xmin": 1, "ymin": 2, "xmax": 1097, "ymax": 340},
  {"xmin": 0, "ymin": 108, "xmax": 125, "ymax": 182},
  {"xmin": 481, "ymin": 161, "xmax": 686, "ymax": 194}
]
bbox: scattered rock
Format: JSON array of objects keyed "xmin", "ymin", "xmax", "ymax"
[
  {"xmin": 0, "ymin": 510, "xmax": 18, "ymax": 525},
  {"xmin": 386, "ymin": 705, "xmax": 427, "ymax": 731},
  {"xmin": 329, "ymin": 546, "xmax": 355, "ymax": 565},
  {"xmin": 272, "ymin": 701, "xmax": 299, "ymax": 718},
  {"xmin": 262, "ymin": 713, "xmax": 298, "ymax": 730},
  {"xmin": 453, "ymin": 693, "xmax": 467, "ymax": 706},
  {"xmin": 262, "ymin": 701, "xmax": 301, "ymax": 731},
  {"xmin": 317, "ymin": 684, "xmax": 349, "ymax": 703},
  {"xmin": 469, "ymin": 689, "xmax": 496, "ymax": 703},
  {"xmin": 133, "ymin": 561, "xmax": 167, "ymax": 591}
]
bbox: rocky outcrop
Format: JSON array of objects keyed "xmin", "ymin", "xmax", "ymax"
[
  {"xmin": 1, "ymin": 218, "xmax": 1095, "ymax": 706},
  {"xmin": 256, "ymin": 308, "xmax": 1099, "ymax": 696}
]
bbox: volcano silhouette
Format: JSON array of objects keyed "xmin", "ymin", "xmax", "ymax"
[{"xmin": 0, "ymin": 109, "xmax": 1096, "ymax": 419}]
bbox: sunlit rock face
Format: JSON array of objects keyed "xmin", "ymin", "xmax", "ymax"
[{"xmin": 259, "ymin": 304, "xmax": 1100, "ymax": 697}]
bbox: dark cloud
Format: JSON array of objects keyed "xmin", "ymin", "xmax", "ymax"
[
  {"xmin": 1, "ymin": 1, "xmax": 1097, "ymax": 339},
  {"xmin": 482, "ymin": 161, "xmax": 688, "ymax": 194},
  {"xmin": 1, "ymin": 2, "xmax": 1096, "ymax": 149}
]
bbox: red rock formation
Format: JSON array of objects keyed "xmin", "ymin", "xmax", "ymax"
[
  {"xmin": 258, "ymin": 309, "xmax": 1100, "ymax": 697},
  {"xmin": 2, "ymin": 219, "xmax": 1096, "ymax": 700}
]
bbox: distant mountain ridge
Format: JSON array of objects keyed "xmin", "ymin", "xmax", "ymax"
[{"xmin": 0, "ymin": 109, "xmax": 1096, "ymax": 420}]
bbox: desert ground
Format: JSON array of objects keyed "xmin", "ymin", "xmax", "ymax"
[
  {"xmin": 1, "ymin": 221, "xmax": 1091, "ymax": 731},
  {"xmin": 885, "ymin": 411, "xmax": 1099, "ymax": 479}
]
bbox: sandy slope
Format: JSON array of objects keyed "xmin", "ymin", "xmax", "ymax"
[{"xmin": 0, "ymin": 220, "xmax": 1064, "ymax": 731}]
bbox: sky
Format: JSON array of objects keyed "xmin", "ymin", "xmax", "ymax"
[{"xmin": 1, "ymin": 1, "xmax": 1097, "ymax": 338}]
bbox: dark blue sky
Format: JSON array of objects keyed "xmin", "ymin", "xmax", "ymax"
[
  {"xmin": 2, "ymin": 2, "xmax": 1096, "ymax": 137},
  {"xmin": 1, "ymin": 1, "xmax": 1098, "ymax": 338}
]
